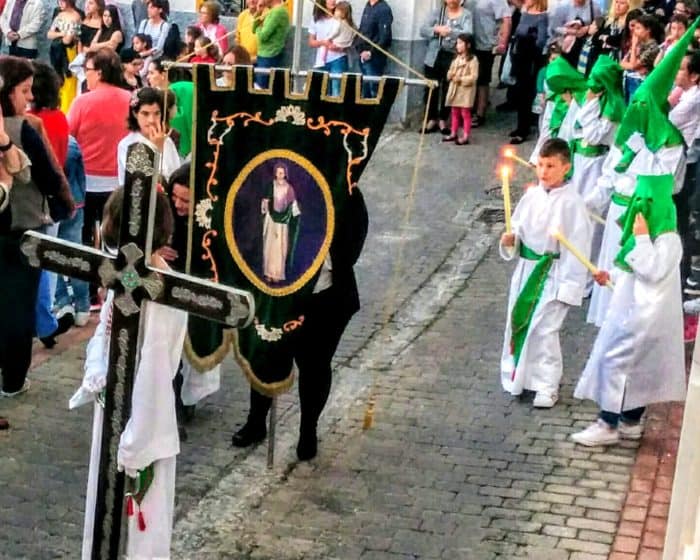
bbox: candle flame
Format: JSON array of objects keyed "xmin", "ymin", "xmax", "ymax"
[
  {"xmin": 504, "ymin": 147, "xmax": 515, "ymax": 159},
  {"xmin": 500, "ymin": 165, "xmax": 511, "ymax": 179}
]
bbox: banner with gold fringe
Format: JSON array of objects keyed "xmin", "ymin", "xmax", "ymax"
[{"xmin": 187, "ymin": 65, "xmax": 402, "ymax": 395}]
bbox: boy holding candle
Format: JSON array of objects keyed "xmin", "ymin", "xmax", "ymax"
[
  {"xmin": 500, "ymin": 138, "xmax": 593, "ymax": 408},
  {"xmin": 571, "ymin": 175, "xmax": 685, "ymax": 446}
]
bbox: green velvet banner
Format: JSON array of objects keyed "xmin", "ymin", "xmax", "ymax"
[{"xmin": 187, "ymin": 66, "xmax": 402, "ymax": 395}]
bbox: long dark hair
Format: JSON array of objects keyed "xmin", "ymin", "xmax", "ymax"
[
  {"xmin": 312, "ymin": 0, "xmax": 332, "ymax": 21},
  {"xmin": 0, "ymin": 56, "xmax": 34, "ymax": 117},
  {"xmin": 103, "ymin": 187, "xmax": 173, "ymax": 250},
  {"xmin": 95, "ymin": 5, "xmax": 124, "ymax": 51},
  {"xmin": 31, "ymin": 61, "xmax": 61, "ymax": 111}
]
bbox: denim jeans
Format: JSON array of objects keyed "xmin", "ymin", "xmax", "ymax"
[
  {"xmin": 624, "ymin": 73, "xmax": 643, "ymax": 104},
  {"xmin": 8, "ymin": 45, "xmax": 37, "ymax": 59},
  {"xmin": 34, "ymin": 223, "xmax": 59, "ymax": 337},
  {"xmin": 599, "ymin": 406, "xmax": 646, "ymax": 428},
  {"xmin": 359, "ymin": 57, "xmax": 386, "ymax": 98},
  {"xmin": 323, "ymin": 55, "xmax": 349, "ymax": 97},
  {"xmin": 255, "ymin": 52, "xmax": 284, "ymax": 89},
  {"xmin": 55, "ymin": 208, "xmax": 90, "ymax": 313}
]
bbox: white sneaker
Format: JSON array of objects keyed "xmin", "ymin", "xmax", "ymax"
[
  {"xmin": 618, "ymin": 421, "xmax": 644, "ymax": 440},
  {"xmin": 533, "ymin": 391, "xmax": 558, "ymax": 408},
  {"xmin": 55, "ymin": 304, "xmax": 75, "ymax": 321},
  {"xmin": 684, "ymin": 298, "xmax": 700, "ymax": 315},
  {"xmin": 571, "ymin": 419, "xmax": 620, "ymax": 447},
  {"xmin": 74, "ymin": 312, "xmax": 90, "ymax": 327},
  {"xmin": 0, "ymin": 378, "xmax": 31, "ymax": 398}
]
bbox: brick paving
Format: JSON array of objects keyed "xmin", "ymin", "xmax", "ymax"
[{"xmin": 0, "ymin": 108, "xmax": 691, "ymax": 559}]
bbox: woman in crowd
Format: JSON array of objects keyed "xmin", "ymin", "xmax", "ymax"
[
  {"xmin": 183, "ymin": 24, "xmax": 204, "ymax": 60},
  {"xmin": 120, "ymin": 48, "xmax": 144, "ymax": 90},
  {"xmin": 89, "ymin": 4, "xmax": 124, "ymax": 53},
  {"xmin": 596, "ymin": 0, "xmax": 641, "ymax": 61},
  {"xmin": 620, "ymin": 13, "xmax": 662, "ymax": 101},
  {"xmin": 0, "ymin": 56, "xmax": 73, "ymax": 399},
  {"xmin": 47, "ymin": 0, "xmax": 82, "ymax": 113},
  {"xmin": 137, "ymin": 0, "xmax": 172, "ymax": 59},
  {"xmin": 67, "ymin": 48, "xmax": 130, "ymax": 263},
  {"xmin": 146, "ymin": 57, "xmax": 168, "ymax": 89},
  {"xmin": 80, "ymin": 0, "xmax": 105, "ymax": 53},
  {"xmin": 197, "ymin": 0, "xmax": 229, "ymax": 55},
  {"xmin": 28, "ymin": 62, "xmax": 72, "ymax": 347},
  {"xmin": 419, "ymin": 0, "xmax": 473, "ymax": 134},
  {"xmin": 117, "ymin": 87, "xmax": 181, "ymax": 186},
  {"xmin": 508, "ymin": 0, "xmax": 548, "ymax": 144}
]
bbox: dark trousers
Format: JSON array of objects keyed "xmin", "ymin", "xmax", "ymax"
[
  {"xmin": 514, "ymin": 59, "xmax": 544, "ymax": 137},
  {"xmin": 600, "ymin": 406, "xmax": 646, "ymax": 428},
  {"xmin": 8, "ymin": 44, "xmax": 38, "ymax": 59},
  {"xmin": 246, "ymin": 286, "xmax": 353, "ymax": 434},
  {"xmin": 81, "ymin": 191, "xmax": 111, "ymax": 248},
  {"xmin": 423, "ymin": 50, "xmax": 455, "ymax": 123},
  {"xmin": 674, "ymin": 161, "xmax": 698, "ymax": 287},
  {"xmin": 0, "ymin": 235, "xmax": 41, "ymax": 392}
]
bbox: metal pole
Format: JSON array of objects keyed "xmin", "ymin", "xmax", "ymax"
[
  {"xmin": 291, "ymin": 0, "xmax": 304, "ymax": 76},
  {"xmin": 267, "ymin": 397, "xmax": 277, "ymax": 469},
  {"xmin": 162, "ymin": 61, "xmax": 436, "ymax": 88}
]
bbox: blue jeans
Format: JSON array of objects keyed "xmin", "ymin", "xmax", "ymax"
[
  {"xmin": 255, "ymin": 52, "xmax": 284, "ymax": 89},
  {"xmin": 55, "ymin": 208, "xmax": 89, "ymax": 313},
  {"xmin": 600, "ymin": 406, "xmax": 646, "ymax": 428},
  {"xmin": 323, "ymin": 55, "xmax": 349, "ymax": 97},
  {"xmin": 624, "ymin": 73, "xmax": 643, "ymax": 104},
  {"xmin": 359, "ymin": 57, "xmax": 386, "ymax": 98},
  {"xmin": 34, "ymin": 223, "xmax": 59, "ymax": 337},
  {"xmin": 8, "ymin": 44, "xmax": 37, "ymax": 59}
]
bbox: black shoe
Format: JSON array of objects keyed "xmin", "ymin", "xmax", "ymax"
[
  {"xmin": 296, "ymin": 430, "xmax": 318, "ymax": 461},
  {"xmin": 472, "ymin": 115, "xmax": 484, "ymax": 128},
  {"xmin": 419, "ymin": 120, "xmax": 438, "ymax": 134},
  {"xmin": 39, "ymin": 335, "xmax": 57, "ymax": 349},
  {"xmin": 183, "ymin": 404, "xmax": 196, "ymax": 423},
  {"xmin": 232, "ymin": 422, "xmax": 267, "ymax": 447},
  {"xmin": 509, "ymin": 128, "xmax": 521, "ymax": 137},
  {"xmin": 510, "ymin": 135, "xmax": 528, "ymax": 145}
]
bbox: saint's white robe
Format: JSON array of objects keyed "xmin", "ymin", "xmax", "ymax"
[
  {"xmin": 500, "ymin": 183, "xmax": 593, "ymax": 396},
  {"xmin": 585, "ymin": 141, "xmax": 686, "ymax": 326},
  {"xmin": 71, "ymin": 293, "xmax": 188, "ymax": 560},
  {"xmin": 575, "ymin": 233, "xmax": 686, "ymax": 412}
]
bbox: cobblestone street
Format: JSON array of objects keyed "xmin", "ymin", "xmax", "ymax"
[{"xmin": 0, "ymin": 110, "xmax": 654, "ymax": 559}]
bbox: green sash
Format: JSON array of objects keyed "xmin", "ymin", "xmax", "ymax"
[
  {"xmin": 571, "ymin": 138, "xmax": 609, "ymax": 158},
  {"xmin": 611, "ymin": 191, "xmax": 631, "ymax": 207},
  {"xmin": 511, "ymin": 243, "xmax": 560, "ymax": 367}
]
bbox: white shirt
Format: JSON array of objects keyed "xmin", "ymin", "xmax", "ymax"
[
  {"xmin": 117, "ymin": 131, "xmax": 181, "ymax": 187},
  {"xmin": 669, "ymin": 85, "xmax": 700, "ymax": 147},
  {"xmin": 309, "ymin": 16, "xmax": 346, "ymax": 68},
  {"xmin": 0, "ymin": 0, "xmax": 44, "ymax": 50}
]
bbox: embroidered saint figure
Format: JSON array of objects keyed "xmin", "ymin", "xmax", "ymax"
[{"xmin": 261, "ymin": 163, "xmax": 301, "ymax": 283}]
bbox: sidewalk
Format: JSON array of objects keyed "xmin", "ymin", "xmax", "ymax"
[{"xmin": 171, "ymin": 232, "xmax": 685, "ymax": 559}]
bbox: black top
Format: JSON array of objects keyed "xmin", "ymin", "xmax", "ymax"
[
  {"xmin": 355, "ymin": 0, "xmax": 393, "ymax": 63},
  {"xmin": 80, "ymin": 23, "xmax": 100, "ymax": 47}
]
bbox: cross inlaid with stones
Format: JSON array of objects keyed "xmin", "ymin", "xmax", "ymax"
[{"xmin": 20, "ymin": 142, "xmax": 254, "ymax": 559}]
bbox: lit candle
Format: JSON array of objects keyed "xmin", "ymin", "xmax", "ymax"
[
  {"xmin": 503, "ymin": 147, "xmax": 535, "ymax": 170},
  {"xmin": 502, "ymin": 166, "xmax": 512, "ymax": 234},
  {"xmin": 551, "ymin": 228, "xmax": 613, "ymax": 289}
]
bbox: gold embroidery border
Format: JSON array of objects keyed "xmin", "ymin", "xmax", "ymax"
[
  {"xmin": 223, "ymin": 148, "xmax": 335, "ymax": 297},
  {"xmin": 230, "ymin": 330, "xmax": 295, "ymax": 397}
]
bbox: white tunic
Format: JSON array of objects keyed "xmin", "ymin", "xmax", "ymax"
[
  {"xmin": 571, "ymin": 97, "xmax": 617, "ymax": 198},
  {"xmin": 575, "ymin": 233, "xmax": 686, "ymax": 412},
  {"xmin": 500, "ymin": 183, "xmax": 593, "ymax": 395},
  {"xmin": 71, "ymin": 293, "xmax": 188, "ymax": 560},
  {"xmin": 117, "ymin": 131, "xmax": 182, "ymax": 187},
  {"xmin": 585, "ymin": 142, "xmax": 686, "ymax": 326},
  {"xmin": 530, "ymin": 99, "xmax": 581, "ymax": 164}
]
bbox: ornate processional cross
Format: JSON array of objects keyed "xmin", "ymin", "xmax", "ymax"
[{"xmin": 20, "ymin": 143, "xmax": 255, "ymax": 559}]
